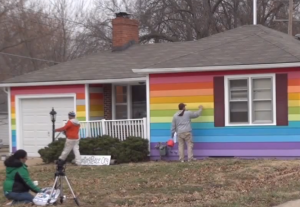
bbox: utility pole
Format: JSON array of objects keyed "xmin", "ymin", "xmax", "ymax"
[{"xmin": 288, "ymin": 0, "xmax": 293, "ymax": 35}]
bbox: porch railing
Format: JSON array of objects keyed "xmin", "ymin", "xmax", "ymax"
[{"xmin": 79, "ymin": 118, "xmax": 148, "ymax": 141}]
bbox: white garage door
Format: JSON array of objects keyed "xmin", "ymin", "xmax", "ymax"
[{"xmin": 20, "ymin": 97, "xmax": 75, "ymax": 157}]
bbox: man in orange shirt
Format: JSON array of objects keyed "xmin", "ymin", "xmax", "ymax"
[{"xmin": 55, "ymin": 111, "xmax": 81, "ymax": 166}]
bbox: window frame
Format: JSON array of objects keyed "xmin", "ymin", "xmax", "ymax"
[
  {"xmin": 112, "ymin": 83, "xmax": 146, "ymax": 120},
  {"xmin": 224, "ymin": 74, "xmax": 277, "ymax": 126}
]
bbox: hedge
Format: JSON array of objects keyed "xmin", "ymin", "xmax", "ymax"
[{"xmin": 38, "ymin": 136, "xmax": 149, "ymax": 164}]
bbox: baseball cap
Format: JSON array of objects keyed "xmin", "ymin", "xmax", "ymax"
[
  {"xmin": 178, "ymin": 103, "xmax": 186, "ymax": 110},
  {"xmin": 68, "ymin": 111, "xmax": 76, "ymax": 117}
]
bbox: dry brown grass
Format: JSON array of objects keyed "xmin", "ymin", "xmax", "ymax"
[{"xmin": 1, "ymin": 158, "xmax": 300, "ymax": 207}]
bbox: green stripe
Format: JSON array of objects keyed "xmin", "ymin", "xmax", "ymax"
[
  {"xmin": 11, "ymin": 119, "xmax": 16, "ymax": 125},
  {"xmin": 289, "ymin": 106, "xmax": 300, "ymax": 115},
  {"xmin": 77, "ymin": 117, "xmax": 86, "ymax": 121},
  {"xmin": 150, "ymin": 109, "xmax": 214, "ymax": 117}
]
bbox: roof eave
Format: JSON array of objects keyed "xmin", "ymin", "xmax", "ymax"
[
  {"xmin": 0, "ymin": 77, "xmax": 147, "ymax": 88},
  {"xmin": 132, "ymin": 62, "xmax": 300, "ymax": 74}
]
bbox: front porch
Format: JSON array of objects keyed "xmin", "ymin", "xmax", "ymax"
[{"xmin": 78, "ymin": 80, "xmax": 149, "ymax": 142}]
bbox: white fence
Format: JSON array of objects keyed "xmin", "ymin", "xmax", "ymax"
[{"xmin": 79, "ymin": 118, "xmax": 148, "ymax": 141}]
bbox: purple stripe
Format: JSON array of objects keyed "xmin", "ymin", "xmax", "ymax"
[
  {"xmin": 12, "ymin": 147, "xmax": 16, "ymax": 153},
  {"xmin": 150, "ymin": 156, "xmax": 300, "ymax": 161},
  {"xmin": 151, "ymin": 149, "xmax": 300, "ymax": 157},
  {"xmin": 150, "ymin": 142, "xmax": 300, "ymax": 150}
]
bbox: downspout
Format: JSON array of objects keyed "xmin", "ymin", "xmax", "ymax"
[
  {"xmin": 2, "ymin": 87, "xmax": 8, "ymax": 94},
  {"xmin": 2, "ymin": 87, "xmax": 12, "ymax": 153}
]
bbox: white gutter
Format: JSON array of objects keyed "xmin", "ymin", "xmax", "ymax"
[
  {"xmin": 0, "ymin": 77, "xmax": 146, "ymax": 88},
  {"xmin": 132, "ymin": 62, "xmax": 300, "ymax": 74}
]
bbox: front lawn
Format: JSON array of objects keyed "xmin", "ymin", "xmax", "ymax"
[{"xmin": 1, "ymin": 159, "xmax": 300, "ymax": 206}]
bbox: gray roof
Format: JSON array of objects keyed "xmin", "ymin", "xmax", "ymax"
[
  {"xmin": 0, "ymin": 90, "xmax": 7, "ymax": 113},
  {"xmin": 2, "ymin": 24, "xmax": 300, "ymax": 84}
]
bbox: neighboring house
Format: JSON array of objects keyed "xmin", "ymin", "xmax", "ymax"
[
  {"xmin": 0, "ymin": 90, "xmax": 8, "ymax": 146},
  {"xmin": 1, "ymin": 12, "xmax": 300, "ymax": 159}
]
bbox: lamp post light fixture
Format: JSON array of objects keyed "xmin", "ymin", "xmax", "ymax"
[{"xmin": 49, "ymin": 107, "xmax": 57, "ymax": 142}]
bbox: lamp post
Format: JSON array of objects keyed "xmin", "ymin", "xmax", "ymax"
[{"xmin": 49, "ymin": 107, "xmax": 57, "ymax": 142}]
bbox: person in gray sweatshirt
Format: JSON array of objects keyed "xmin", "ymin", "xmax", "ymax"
[{"xmin": 171, "ymin": 103, "xmax": 203, "ymax": 162}]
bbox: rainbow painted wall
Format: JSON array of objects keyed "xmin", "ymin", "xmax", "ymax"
[
  {"xmin": 149, "ymin": 68, "xmax": 300, "ymax": 159},
  {"xmin": 89, "ymin": 84, "xmax": 104, "ymax": 120},
  {"xmin": 10, "ymin": 85, "xmax": 86, "ymax": 152}
]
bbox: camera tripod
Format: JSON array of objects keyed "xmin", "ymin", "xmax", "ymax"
[{"xmin": 48, "ymin": 162, "xmax": 80, "ymax": 206}]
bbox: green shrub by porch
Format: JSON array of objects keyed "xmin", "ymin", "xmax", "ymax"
[{"xmin": 38, "ymin": 136, "xmax": 149, "ymax": 164}]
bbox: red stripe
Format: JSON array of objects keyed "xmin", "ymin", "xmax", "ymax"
[
  {"xmin": 150, "ymin": 75, "xmax": 213, "ymax": 84},
  {"xmin": 11, "ymin": 85, "xmax": 85, "ymax": 95},
  {"xmin": 288, "ymin": 72, "xmax": 300, "ymax": 79},
  {"xmin": 149, "ymin": 67, "xmax": 300, "ymax": 78}
]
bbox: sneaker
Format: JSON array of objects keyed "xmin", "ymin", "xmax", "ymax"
[
  {"xmin": 180, "ymin": 160, "xmax": 185, "ymax": 163},
  {"xmin": 6, "ymin": 201, "xmax": 12, "ymax": 206}
]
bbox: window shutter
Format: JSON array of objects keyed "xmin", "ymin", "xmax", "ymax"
[
  {"xmin": 276, "ymin": 73, "xmax": 288, "ymax": 126},
  {"xmin": 213, "ymin": 76, "xmax": 225, "ymax": 127}
]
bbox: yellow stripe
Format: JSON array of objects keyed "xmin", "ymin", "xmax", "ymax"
[
  {"xmin": 11, "ymin": 113, "xmax": 15, "ymax": 119},
  {"xmin": 151, "ymin": 95, "xmax": 214, "ymax": 104},
  {"xmin": 90, "ymin": 105, "xmax": 104, "ymax": 111},
  {"xmin": 150, "ymin": 102, "xmax": 214, "ymax": 110},
  {"xmin": 289, "ymin": 114, "xmax": 300, "ymax": 121},
  {"xmin": 288, "ymin": 100, "xmax": 300, "ymax": 107},
  {"xmin": 150, "ymin": 89, "xmax": 214, "ymax": 97},
  {"xmin": 76, "ymin": 105, "xmax": 85, "ymax": 111},
  {"xmin": 76, "ymin": 111, "xmax": 85, "ymax": 117},
  {"xmin": 150, "ymin": 116, "xmax": 214, "ymax": 123},
  {"xmin": 90, "ymin": 111, "xmax": 104, "ymax": 117},
  {"xmin": 11, "ymin": 125, "xmax": 16, "ymax": 130}
]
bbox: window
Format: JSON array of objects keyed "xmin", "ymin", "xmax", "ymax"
[
  {"xmin": 225, "ymin": 74, "xmax": 275, "ymax": 126},
  {"xmin": 131, "ymin": 85, "xmax": 146, "ymax": 118},
  {"xmin": 113, "ymin": 84, "xmax": 146, "ymax": 119},
  {"xmin": 115, "ymin": 85, "xmax": 127, "ymax": 119}
]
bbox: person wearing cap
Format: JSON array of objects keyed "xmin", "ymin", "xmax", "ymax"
[
  {"xmin": 171, "ymin": 103, "xmax": 203, "ymax": 162},
  {"xmin": 55, "ymin": 111, "xmax": 81, "ymax": 166}
]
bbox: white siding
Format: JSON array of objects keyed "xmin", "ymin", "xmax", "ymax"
[{"xmin": 0, "ymin": 114, "xmax": 9, "ymax": 146}]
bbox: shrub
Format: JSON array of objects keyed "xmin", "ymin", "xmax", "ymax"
[{"xmin": 38, "ymin": 135, "xmax": 149, "ymax": 164}]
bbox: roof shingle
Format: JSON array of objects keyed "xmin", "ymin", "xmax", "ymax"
[{"xmin": 2, "ymin": 24, "xmax": 300, "ymax": 84}]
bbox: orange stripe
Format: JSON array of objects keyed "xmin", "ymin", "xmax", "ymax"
[
  {"xmin": 11, "ymin": 107, "xmax": 15, "ymax": 113},
  {"xmin": 90, "ymin": 99, "xmax": 103, "ymax": 105},
  {"xmin": 288, "ymin": 86, "xmax": 300, "ymax": 93},
  {"xmin": 150, "ymin": 82, "xmax": 213, "ymax": 91},
  {"xmin": 11, "ymin": 101, "xmax": 15, "ymax": 107},
  {"xmin": 288, "ymin": 79, "xmax": 300, "ymax": 86},
  {"xmin": 76, "ymin": 105, "xmax": 85, "ymax": 111},
  {"xmin": 11, "ymin": 96, "xmax": 15, "ymax": 102},
  {"xmin": 76, "ymin": 93, "xmax": 85, "ymax": 99}
]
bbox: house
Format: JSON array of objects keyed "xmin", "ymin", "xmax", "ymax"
[
  {"xmin": 1, "ymin": 12, "xmax": 300, "ymax": 159},
  {"xmin": 0, "ymin": 90, "xmax": 8, "ymax": 147}
]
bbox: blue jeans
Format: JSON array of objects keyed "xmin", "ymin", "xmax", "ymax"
[{"xmin": 5, "ymin": 192, "xmax": 34, "ymax": 205}]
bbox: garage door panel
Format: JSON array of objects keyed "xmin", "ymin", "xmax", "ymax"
[{"xmin": 20, "ymin": 97, "xmax": 75, "ymax": 157}]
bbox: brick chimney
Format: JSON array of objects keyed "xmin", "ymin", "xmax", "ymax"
[{"xmin": 112, "ymin": 12, "xmax": 139, "ymax": 51}]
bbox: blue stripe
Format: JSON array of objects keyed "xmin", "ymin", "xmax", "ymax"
[
  {"xmin": 150, "ymin": 135, "xmax": 300, "ymax": 143},
  {"xmin": 12, "ymin": 130, "xmax": 16, "ymax": 136},
  {"xmin": 151, "ymin": 123, "xmax": 215, "ymax": 129},
  {"xmin": 151, "ymin": 128, "xmax": 300, "ymax": 136},
  {"xmin": 151, "ymin": 121, "xmax": 300, "ymax": 130}
]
